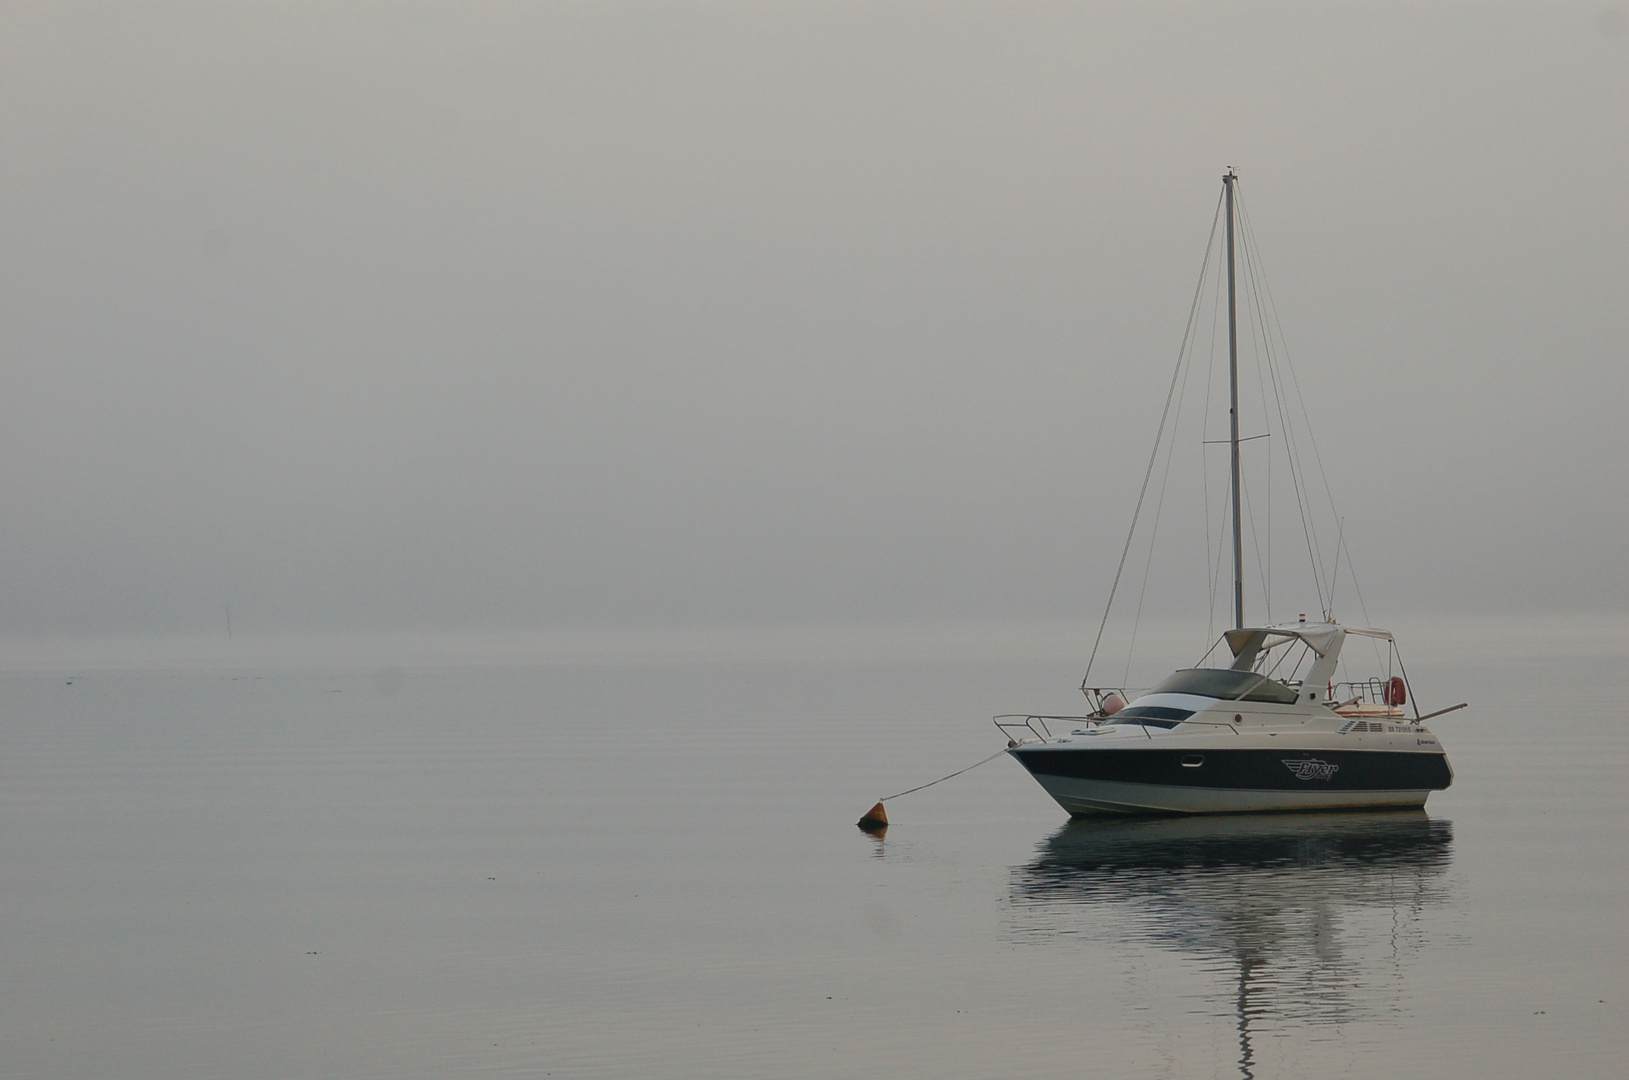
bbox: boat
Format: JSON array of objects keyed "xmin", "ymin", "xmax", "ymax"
[
  {"xmin": 1002, "ymin": 171, "xmax": 1460, "ymax": 816},
  {"xmin": 1003, "ymin": 618, "xmax": 1458, "ymax": 814}
]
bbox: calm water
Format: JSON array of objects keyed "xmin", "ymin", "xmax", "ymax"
[{"xmin": 2, "ymin": 623, "xmax": 1626, "ymax": 1078}]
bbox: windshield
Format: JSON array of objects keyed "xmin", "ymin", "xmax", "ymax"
[
  {"xmin": 1104, "ymin": 705, "xmax": 1195, "ymax": 729},
  {"xmin": 1149, "ymin": 668, "xmax": 1299, "ymax": 705}
]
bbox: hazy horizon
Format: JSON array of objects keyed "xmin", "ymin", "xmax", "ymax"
[{"xmin": 2, "ymin": 2, "xmax": 1624, "ymax": 639}]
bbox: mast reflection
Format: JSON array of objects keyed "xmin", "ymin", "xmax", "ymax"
[{"xmin": 1009, "ymin": 811, "xmax": 1454, "ymax": 1078}]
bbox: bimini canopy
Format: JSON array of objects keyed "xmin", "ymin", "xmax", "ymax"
[{"xmin": 1223, "ymin": 621, "xmax": 1392, "ymax": 671}]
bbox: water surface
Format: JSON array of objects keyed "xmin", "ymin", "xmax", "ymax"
[{"xmin": 2, "ymin": 623, "xmax": 1625, "ymax": 1078}]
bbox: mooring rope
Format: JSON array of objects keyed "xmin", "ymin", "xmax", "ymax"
[{"xmin": 879, "ymin": 747, "xmax": 1012, "ymax": 803}]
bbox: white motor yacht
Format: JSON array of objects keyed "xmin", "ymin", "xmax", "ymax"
[
  {"xmin": 1003, "ymin": 172, "xmax": 1460, "ymax": 815},
  {"xmin": 1003, "ymin": 618, "xmax": 1455, "ymax": 814}
]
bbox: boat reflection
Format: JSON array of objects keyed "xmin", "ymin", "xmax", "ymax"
[{"xmin": 1009, "ymin": 811, "xmax": 1454, "ymax": 1078}]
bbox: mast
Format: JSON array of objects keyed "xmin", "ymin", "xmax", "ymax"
[{"xmin": 1225, "ymin": 169, "xmax": 1244, "ymax": 631}]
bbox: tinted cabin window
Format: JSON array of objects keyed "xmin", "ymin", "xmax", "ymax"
[
  {"xmin": 1149, "ymin": 668, "xmax": 1299, "ymax": 705},
  {"xmin": 1106, "ymin": 706, "xmax": 1195, "ymax": 728}
]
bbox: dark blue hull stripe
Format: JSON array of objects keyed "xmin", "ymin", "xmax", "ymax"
[{"xmin": 1010, "ymin": 746, "xmax": 1452, "ymax": 792}]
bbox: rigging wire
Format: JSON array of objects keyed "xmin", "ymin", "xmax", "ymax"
[
  {"xmin": 1339, "ymin": 524, "xmax": 1388, "ymax": 670},
  {"xmin": 1208, "ymin": 476, "xmax": 1232, "ymax": 637},
  {"xmin": 1239, "ymin": 465, "xmax": 1272, "ymax": 622},
  {"xmin": 1237, "ymin": 189, "xmax": 1357, "ymax": 616},
  {"xmin": 1202, "ymin": 240, "xmax": 1226, "ymax": 642},
  {"xmin": 1328, "ymin": 516, "xmax": 1346, "ymax": 617},
  {"xmin": 1089, "ymin": 174, "xmax": 1380, "ymax": 691},
  {"xmin": 1124, "ymin": 281, "xmax": 1205, "ymax": 687},
  {"xmin": 1235, "ymin": 190, "xmax": 1328, "ymax": 616},
  {"xmin": 1242, "ymin": 244, "xmax": 1276, "ymax": 620},
  {"xmin": 1238, "ymin": 199, "xmax": 1314, "ymax": 603},
  {"xmin": 1234, "ymin": 186, "xmax": 1381, "ymax": 669},
  {"xmin": 1241, "ymin": 239, "xmax": 1298, "ymax": 618},
  {"xmin": 1082, "ymin": 188, "xmax": 1224, "ymax": 687}
]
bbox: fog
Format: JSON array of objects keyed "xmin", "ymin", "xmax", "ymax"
[{"xmin": 0, "ymin": 2, "xmax": 1623, "ymax": 639}]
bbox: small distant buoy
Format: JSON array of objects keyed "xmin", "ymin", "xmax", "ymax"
[{"xmin": 856, "ymin": 801, "xmax": 889, "ymax": 831}]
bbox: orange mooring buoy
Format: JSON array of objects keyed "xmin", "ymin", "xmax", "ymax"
[{"xmin": 856, "ymin": 801, "xmax": 889, "ymax": 831}]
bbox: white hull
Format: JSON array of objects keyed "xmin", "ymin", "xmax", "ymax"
[{"xmin": 1031, "ymin": 774, "xmax": 1433, "ymax": 816}]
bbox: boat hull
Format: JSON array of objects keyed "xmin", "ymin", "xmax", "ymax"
[{"xmin": 1009, "ymin": 745, "xmax": 1452, "ymax": 816}]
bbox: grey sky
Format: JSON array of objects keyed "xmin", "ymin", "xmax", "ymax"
[{"xmin": 0, "ymin": 2, "xmax": 1623, "ymax": 636}]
